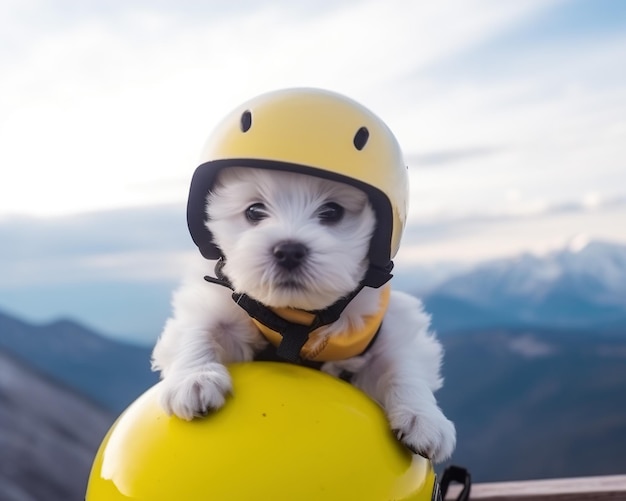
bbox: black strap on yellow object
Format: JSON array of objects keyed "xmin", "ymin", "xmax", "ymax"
[
  {"xmin": 439, "ymin": 465, "xmax": 471, "ymax": 501},
  {"xmin": 204, "ymin": 258, "xmax": 392, "ymax": 363}
]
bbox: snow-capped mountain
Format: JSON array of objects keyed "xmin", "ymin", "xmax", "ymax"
[{"xmin": 422, "ymin": 240, "xmax": 626, "ymax": 333}]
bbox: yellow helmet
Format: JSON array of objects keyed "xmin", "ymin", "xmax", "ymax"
[
  {"xmin": 86, "ymin": 362, "xmax": 438, "ymax": 500},
  {"xmin": 187, "ymin": 88, "xmax": 409, "ymax": 276}
]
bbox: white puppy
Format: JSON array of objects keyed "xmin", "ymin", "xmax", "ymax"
[{"xmin": 152, "ymin": 167, "xmax": 456, "ymax": 463}]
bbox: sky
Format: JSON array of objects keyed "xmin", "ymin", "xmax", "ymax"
[{"xmin": 1, "ymin": 0, "xmax": 626, "ymax": 344}]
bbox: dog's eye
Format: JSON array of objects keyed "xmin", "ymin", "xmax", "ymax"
[
  {"xmin": 245, "ymin": 203, "xmax": 269, "ymax": 223},
  {"xmin": 317, "ymin": 202, "xmax": 344, "ymax": 224}
]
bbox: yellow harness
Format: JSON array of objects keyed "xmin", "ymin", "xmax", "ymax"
[{"xmin": 252, "ymin": 285, "xmax": 391, "ymax": 362}]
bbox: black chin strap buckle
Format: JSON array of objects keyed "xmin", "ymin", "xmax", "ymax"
[{"xmin": 204, "ymin": 258, "xmax": 233, "ymax": 290}]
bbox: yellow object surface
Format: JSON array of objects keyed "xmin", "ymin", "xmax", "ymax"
[
  {"xmin": 254, "ymin": 284, "xmax": 391, "ymax": 362},
  {"xmin": 86, "ymin": 362, "xmax": 436, "ymax": 500}
]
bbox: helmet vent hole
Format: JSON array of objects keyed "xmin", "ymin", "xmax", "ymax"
[
  {"xmin": 240, "ymin": 110, "xmax": 252, "ymax": 132},
  {"xmin": 353, "ymin": 127, "xmax": 369, "ymax": 150}
]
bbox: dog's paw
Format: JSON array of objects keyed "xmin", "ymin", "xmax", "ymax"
[
  {"xmin": 389, "ymin": 405, "xmax": 456, "ymax": 463},
  {"xmin": 159, "ymin": 364, "xmax": 232, "ymax": 420}
]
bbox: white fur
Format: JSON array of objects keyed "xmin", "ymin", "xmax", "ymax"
[{"xmin": 152, "ymin": 168, "xmax": 456, "ymax": 462}]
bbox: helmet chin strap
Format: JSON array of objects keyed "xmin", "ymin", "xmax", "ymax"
[{"xmin": 204, "ymin": 258, "xmax": 393, "ymax": 363}]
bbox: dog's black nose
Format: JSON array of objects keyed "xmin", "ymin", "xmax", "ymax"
[{"xmin": 273, "ymin": 241, "xmax": 308, "ymax": 270}]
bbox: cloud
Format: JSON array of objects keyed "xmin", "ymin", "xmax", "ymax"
[
  {"xmin": 407, "ymin": 147, "xmax": 504, "ymax": 167},
  {"xmin": 5, "ymin": 0, "xmax": 626, "ymax": 344},
  {"xmin": 409, "ymin": 193, "xmax": 626, "ymax": 229},
  {"xmin": 397, "ymin": 198, "xmax": 626, "ymax": 266},
  {"xmin": 1, "ymin": 176, "xmax": 624, "ymax": 343},
  {"xmin": 508, "ymin": 334, "xmax": 556, "ymax": 358},
  {"xmin": 3, "ymin": 189, "xmax": 624, "ymax": 289},
  {"xmin": 0, "ymin": 205, "xmax": 194, "ymax": 287},
  {"xmin": 3, "ymin": 6, "xmax": 626, "ymax": 267},
  {"xmin": 0, "ymin": 0, "xmax": 561, "ymax": 217}
]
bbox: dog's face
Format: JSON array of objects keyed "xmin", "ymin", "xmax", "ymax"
[{"xmin": 206, "ymin": 167, "xmax": 375, "ymax": 310}]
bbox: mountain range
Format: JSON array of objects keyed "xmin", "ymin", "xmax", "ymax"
[
  {"xmin": 1, "ymin": 239, "xmax": 626, "ymax": 498},
  {"xmin": 0, "ymin": 350, "xmax": 113, "ymax": 500},
  {"xmin": 422, "ymin": 240, "xmax": 626, "ymax": 334},
  {"xmin": 0, "ymin": 310, "xmax": 157, "ymax": 413},
  {"xmin": 2, "ymin": 310, "xmax": 625, "ymax": 495},
  {"xmin": 437, "ymin": 327, "xmax": 626, "ymax": 481}
]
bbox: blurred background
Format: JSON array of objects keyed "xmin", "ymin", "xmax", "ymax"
[{"xmin": 1, "ymin": 0, "xmax": 625, "ymax": 499}]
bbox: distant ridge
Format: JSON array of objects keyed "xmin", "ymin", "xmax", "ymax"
[
  {"xmin": 0, "ymin": 310, "xmax": 158, "ymax": 412},
  {"xmin": 423, "ymin": 240, "xmax": 626, "ymax": 334},
  {"xmin": 1, "ymin": 239, "xmax": 626, "ymax": 485},
  {"xmin": 438, "ymin": 327, "xmax": 626, "ymax": 481},
  {"xmin": 0, "ymin": 350, "xmax": 113, "ymax": 500}
]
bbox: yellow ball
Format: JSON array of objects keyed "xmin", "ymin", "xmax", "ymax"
[{"xmin": 86, "ymin": 362, "xmax": 436, "ymax": 500}]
